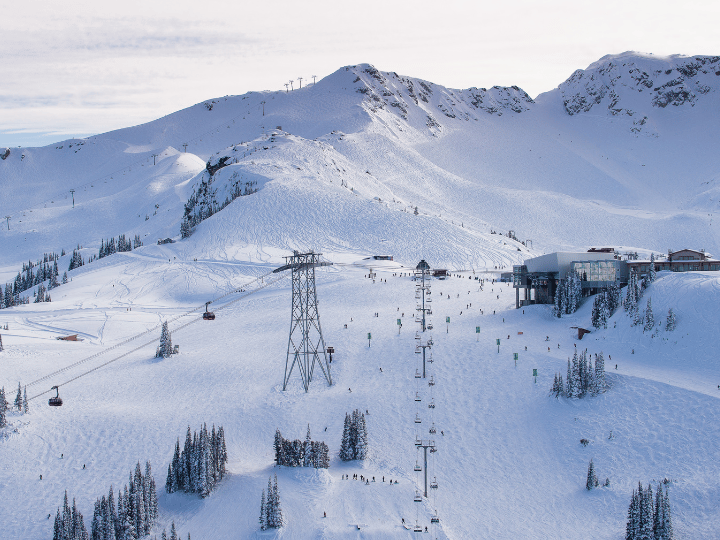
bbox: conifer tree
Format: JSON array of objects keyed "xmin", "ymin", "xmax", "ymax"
[
  {"xmin": 644, "ymin": 297, "xmax": 655, "ymax": 332},
  {"xmin": 665, "ymin": 308, "xmax": 676, "ymax": 331},
  {"xmin": 355, "ymin": 412, "xmax": 368, "ymax": 460},
  {"xmin": 626, "ymin": 488, "xmax": 640, "ymax": 540},
  {"xmin": 266, "ymin": 477, "xmax": 275, "ymax": 528},
  {"xmin": 62, "ymin": 272, "xmax": 68, "ymax": 284},
  {"xmin": 156, "ymin": 321, "xmax": 174, "ymax": 358},
  {"xmin": 648, "ymin": 253, "xmax": 657, "ymax": 284},
  {"xmin": 0, "ymin": 333, "xmax": 3, "ymax": 352},
  {"xmin": 340, "ymin": 413, "xmax": 353, "ymax": 461},
  {"xmin": 586, "ymin": 459, "xmax": 599, "ymax": 490},
  {"xmin": 272, "ymin": 475, "xmax": 283, "ymax": 527},
  {"xmin": 639, "ymin": 483, "xmax": 654, "ymax": 540},
  {"xmin": 595, "ymin": 352, "xmax": 606, "ymax": 392},
  {"xmin": 274, "ymin": 428, "xmax": 283, "ymax": 465},
  {"xmin": 0, "ymin": 387, "xmax": 7, "ymax": 428},
  {"xmin": 303, "ymin": 424, "xmax": 313, "ymax": 467},
  {"xmin": 14, "ymin": 381, "xmax": 22, "ymax": 411},
  {"xmin": 259, "ymin": 489, "xmax": 267, "ymax": 530}
]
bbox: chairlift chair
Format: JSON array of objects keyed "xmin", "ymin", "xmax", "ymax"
[
  {"xmin": 414, "ymin": 462, "xmax": 422, "ymax": 472},
  {"xmin": 427, "ymin": 324, "xmax": 433, "ymax": 330},
  {"xmin": 428, "ymin": 399, "xmax": 435, "ymax": 409},
  {"xmin": 414, "ymin": 491, "xmax": 423, "ymax": 502},
  {"xmin": 415, "ymin": 414, "xmax": 422, "ymax": 424},
  {"xmin": 48, "ymin": 385, "xmax": 63, "ymax": 407},
  {"xmin": 430, "ymin": 477, "xmax": 438, "ymax": 489},
  {"xmin": 431, "ymin": 515, "xmax": 440, "ymax": 524},
  {"xmin": 429, "ymin": 423, "xmax": 437, "ymax": 434},
  {"xmin": 428, "ymin": 376, "xmax": 435, "ymax": 386},
  {"xmin": 414, "ymin": 524, "xmax": 423, "ymax": 532},
  {"xmin": 415, "ymin": 392, "xmax": 422, "ymax": 402},
  {"xmin": 415, "ymin": 369, "xmax": 421, "ymax": 379},
  {"xmin": 202, "ymin": 301, "xmax": 215, "ymax": 320}
]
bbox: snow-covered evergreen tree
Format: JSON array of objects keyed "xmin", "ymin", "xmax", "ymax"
[
  {"xmin": 586, "ymin": 459, "xmax": 598, "ymax": 490},
  {"xmin": 0, "ymin": 333, "xmax": 3, "ymax": 352},
  {"xmin": 648, "ymin": 253, "xmax": 657, "ymax": 284},
  {"xmin": 0, "ymin": 387, "xmax": 7, "ymax": 428},
  {"xmin": 62, "ymin": 271, "xmax": 68, "ymax": 284},
  {"xmin": 303, "ymin": 424, "xmax": 313, "ymax": 467},
  {"xmin": 156, "ymin": 321, "xmax": 174, "ymax": 358},
  {"xmin": 644, "ymin": 297, "xmax": 655, "ymax": 332},
  {"xmin": 340, "ymin": 413, "xmax": 353, "ymax": 461},
  {"xmin": 595, "ymin": 352, "xmax": 606, "ymax": 392},
  {"xmin": 259, "ymin": 489, "xmax": 267, "ymax": 530},
  {"xmin": 653, "ymin": 484, "xmax": 674, "ymax": 540},
  {"xmin": 14, "ymin": 381, "xmax": 22, "ymax": 411},
  {"xmin": 665, "ymin": 308, "xmax": 676, "ymax": 332},
  {"xmin": 355, "ymin": 412, "xmax": 368, "ymax": 460},
  {"xmin": 22, "ymin": 386, "xmax": 29, "ymax": 414}
]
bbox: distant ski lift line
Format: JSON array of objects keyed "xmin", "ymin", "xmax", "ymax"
[{"xmin": 23, "ymin": 268, "xmax": 288, "ymax": 403}]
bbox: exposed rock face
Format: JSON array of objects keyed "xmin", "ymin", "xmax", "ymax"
[
  {"xmin": 560, "ymin": 53, "xmax": 720, "ymax": 116},
  {"xmin": 347, "ymin": 63, "xmax": 534, "ymax": 136}
]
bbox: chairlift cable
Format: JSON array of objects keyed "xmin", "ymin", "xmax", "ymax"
[{"xmin": 24, "ymin": 270, "xmax": 287, "ymax": 402}]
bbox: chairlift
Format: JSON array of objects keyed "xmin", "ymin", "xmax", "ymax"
[
  {"xmin": 48, "ymin": 385, "xmax": 63, "ymax": 407},
  {"xmin": 431, "ymin": 514, "xmax": 440, "ymax": 524},
  {"xmin": 427, "ymin": 324, "xmax": 433, "ymax": 330},
  {"xmin": 428, "ymin": 399, "xmax": 435, "ymax": 409},
  {"xmin": 202, "ymin": 301, "xmax": 215, "ymax": 320},
  {"xmin": 430, "ymin": 477, "xmax": 438, "ymax": 489},
  {"xmin": 430, "ymin": 446, "xmax": 437, "ymax": 453},
  {"xmin": 415, "ymin": 414, "xmax": 422, "ymax": 424},
  {"xmin": 414, "ymin": 491, "xmax": 423, "ymax": 502},
  {"xmin": 415, "ymin": 436, "xmax": 422, "ymax": 446},
  {"xmin": 429, "ymin": 423, "xmax": 436, "ymax": 434},
  {"xmin": 415, "ymin": 393, "xmax": 422, "ymax": 402},
  {"xmin": 414, "ymin": 462, "xmax": 422, "ymax": 472},
  {"xmin": 415, "ymin": 369, "xmax": 421, "ymax": 379},
  {"xmin": 428, "ymin": 376, "xmax": 435, "ymax": 386},
  {"xmin": 414, "ymin": 524, "xmax": 423, "ymax": 532}
]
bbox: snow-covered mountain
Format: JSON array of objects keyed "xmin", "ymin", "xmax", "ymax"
[{"xmin": 2, "ymin": 52, "xmax": 720, "ymax": 277}]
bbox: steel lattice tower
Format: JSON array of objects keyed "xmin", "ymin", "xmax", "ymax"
[{"xmin": 277, "ymin": 251, "xmax": 333, "ymax": 392}]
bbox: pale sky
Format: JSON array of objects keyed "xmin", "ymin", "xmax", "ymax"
[{"xmin": 2, "ymin": 0, "xmax": 719, "ymax": 148}]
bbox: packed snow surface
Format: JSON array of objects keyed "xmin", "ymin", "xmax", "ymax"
[{"xmin": 0, "ymin": 251, "xmax": 719, "ymax": 539}]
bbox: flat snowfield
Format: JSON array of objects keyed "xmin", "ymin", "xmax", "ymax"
[{"xmin": 0, "ymin": 256, "xmax": 718, "ymax": 539}]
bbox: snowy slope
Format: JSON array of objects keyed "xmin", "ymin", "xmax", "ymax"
[{"xmin": 0, "ymin": 254, "xmax": 719, "ymax": 539}]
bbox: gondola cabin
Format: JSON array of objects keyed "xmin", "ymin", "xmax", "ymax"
[
  {"xmin": 48, "ymin": 386, "xmax": 63, "ymax": 407},
  {"xmin": 203, "ymin": 301, "xmax": 215, "ymax": 320}
]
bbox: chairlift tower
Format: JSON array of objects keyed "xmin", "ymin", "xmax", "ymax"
[
  {"xmin": 415, "ymin": 438, "xmax": 436, "ymax": 497},
  {"xmin": 415, "ymin": 260, "xmax": 431, "ymax": 332},
  {"xmin": 275, "ymin": 251, "xmax": 333, "ymax": 392}
]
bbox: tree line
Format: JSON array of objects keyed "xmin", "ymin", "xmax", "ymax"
[
  {"xmin": 550, "ymin": 350, "xmax": 607, "ymax": 398},
  {"xmin": 625, "ymin": 481, "xmax": 673, "ymax": 540},
  {"xmin": 273, "ymin": 425, "xmax": 330, "ymax": 468},
  {"xmin": 52, "ymin": 461, "xmax": 158, "ymax": 540},
  {"xmin": 259, "ymin": 475, "xmax": 283, "ymax": 530},
  {"xmin": 165, "ymin": 424, "xmax": 228, "ymax": 497}
]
